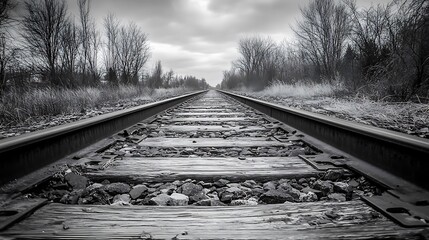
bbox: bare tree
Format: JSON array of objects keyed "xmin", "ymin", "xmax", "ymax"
[
  {"xmin": 147, "ymin": 60, "xmax": 163, "ymax": 88},
  {"xmin": 0, "ymin": 0, "xmax": 14, "ymax": 28},
  {"xmin": 116, "ymin": 22, "xmax": 150, "ymax": 84},
  {"xmin": 293, "ymin": 0, "xmax": 351, "ymax": 81},
  {"xmin": 389, "ymin": 0, "xmax": 429, "ymax": 99},
  {"xmin": 0, "ymin": 0, "xmax": 15, "ymax": 92},
  {"xmin": 234, "ymin": 36, "xmax": 276, "ymax": 89},
  {"xmin": 78, "ymin": 0, "xmax": 98, "ymax": 85},
  {"xmin": 103, "ymin": 13, "xmax": 119, "ymax": 84},
  {"xmin": 346, "ymin": 1, "xmax": 392, "ymax": 80},
  {"xmin": 163, "ymin": 69, "xmax": 174, "ymax": 88},
  {"xmin": 346, "ymin": 0, "xmax": 429, "ymax": 99},
  {"xmin": 21, "ymin": 0, "xmax": 67, "ymax": 85},
  {"xmin": 59, "ymin": 19, "xmax": 79, "ymax": 87}
]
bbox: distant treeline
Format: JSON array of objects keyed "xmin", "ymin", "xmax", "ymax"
[
  {"xmin": 0, "ymin": 0, "xmax": 209, "ymax": 92},
  {"xmin": 220, "ymin": 0, "xmax": 429, "ymax": 101}
]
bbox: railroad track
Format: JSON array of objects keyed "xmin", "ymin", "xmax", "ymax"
[{"xmin": 0, "ymin": 90, "xmax": 428, "ymax": 239}]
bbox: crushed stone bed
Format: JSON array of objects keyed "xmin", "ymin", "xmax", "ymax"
[{"xmin": 27, "ymin": 167, "xmax": 382, "ymax": 207}]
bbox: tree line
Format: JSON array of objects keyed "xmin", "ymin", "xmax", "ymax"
[
  {"xmin": 220, "ymin": 0, "xmax": 429, "ymax": 101},
  {"xmin": 0, "ymin": 0, "xmax": 208, "ymax": 93}
]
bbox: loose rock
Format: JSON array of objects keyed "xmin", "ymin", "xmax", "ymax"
[
  {"xmin": 333, "ymin": 182, "xmax": 352, "ymax": 194},
  {"xmin": 103, "ymin": 182, "xmax": 131, "ymax": 195},
  {"xmin": 225, "ymin": 187, "xmax": 246, "ymax": 199},
  {"xmin": 242, "ymin": 180, "xmax": 257, "ymax": 188},
  {"xmin": 60, "ymin": 189, "xmax": 84, "ymax": 204},
  {"xmin": 213, "ymin": 179, "xmax": 230, "ymax": 188},
  {"xmin": 263, "ymin": 181, "xmax": 277, "ymax": 191},
  {"xmin": 312, "ymin": 180, "xmax": 333, "ymax": 196},
  {"xmin": 299, "ymin": 192, "xmax": 318, "ymax": 202},
  {"xmin": 168, "ymin": 193, "xmax": 189, "ymax": 206},
  {"xmin": 323, "ymin": 169, "xmax": 344, "ymax": 181},
  {"xmin": 179, "ymin": 182, "xmax": 203, "ymax": 196},
  {"xmin": 129, "ymin": 184, "xmax": 148, "ymax": 199},
  {"xmin": 86, "ymin": 183, "xmax": 103, "ymax": 192},
  {"xmin": 260, "ymin": 190, "xmax": 294, "ymax": 204},
  {"xmin": 65, "ymin": 172, "xmax": 88, "ymax": 189},
  {"xmin": 189, "ymin": 191, "xmax": 209, "ymax": 203},
  {"xmin": 112, "ymin": 194, "xmax": 131, "ymax": 206},
  {"xmin": 149, "ymin": 194, "xmax": 171, "ymax": 206}
]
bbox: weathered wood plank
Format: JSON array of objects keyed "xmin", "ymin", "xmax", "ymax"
[
  {"xmin": 159, "ymin": 125, "xmax": 267, "ymax": 132},
  {"xmin": 0, "ymin": 198, "xmax": 48, "ymax": 231},
  {"xmin": 85, "ymin": 157, "xmax": 320, "ymax": 182},
  {"xmin": 178, "ymin": 108, "xmax": 236, "ymax": 112},
  {"xmin": 139, "ymin": 137, "xmax": 291, "ymax": 148},
  {"xmin": 169, "ymin": 117, "xmax": 259, "ymax": 122},
  {"xmin": 1, "ymin": 201, "xmax": 423, "ymax": 239},
  {"xmin": 174, "ymin": 112, "xmax": 246, "ymax": 116},
  {"xmin": 183, "ymin": 105, "xmax": 234, "ymax": 109}
]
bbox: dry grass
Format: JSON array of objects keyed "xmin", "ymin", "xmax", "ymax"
[
  {"xmin": 322, "ymin": 98, "xmax": 429, "ymax": 131},
  {"xmin": 0, "ymin": 85, "xmax": 187, "ymax": 124},
  {"xmin": 255, "ymin": 80, "xmax": 344, "ymax": 98},
  {"xmin": 236, "ymin": 81, "xmax": 429, "ymax": 137}
]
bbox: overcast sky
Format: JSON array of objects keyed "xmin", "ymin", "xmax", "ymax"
[{"xmin": 57, "ymin": 0, "xmax": 389, "ymax": 86}]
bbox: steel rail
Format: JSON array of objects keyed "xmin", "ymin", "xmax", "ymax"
[
  {"xmin": 0, "ymin": 90, "xmax": 207, "ymax": 185},
  {"xmin": 218, "ymin": 90, "xmax": 429, "ymax": 190}
]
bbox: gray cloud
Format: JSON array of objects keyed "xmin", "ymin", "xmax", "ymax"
[{"xmin": 72, "ymin": 0, "xmax": 391, "ymax": 86}]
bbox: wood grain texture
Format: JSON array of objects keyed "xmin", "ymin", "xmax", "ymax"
[
  {"xmin": 159, "ymin": 125, "xmax": 267, "ymax": 132},
  {"xmin": 138, "ymin": 137, "xmax": 291, "ymax": 148},
  {"xmin": 85, "ymin": 157, "xmax": 320, "ymax": 182},
  {"xmin": 1, "ymin": 201, "xmax": 423, "ymax": 239},
  {"xmin": 178, "ymin": 108, "xmax": 238, "ymax": 112},
  {"xmin": 169, "ymin": 117, "xmax": 259, "ymax": 122},
  {"xmin": 174, "ymin": 112, "xmax": 246, "ymax": 116},
  {"xmin": 183, "ymin": 105, "xmax": 234, "ymax": 109}
]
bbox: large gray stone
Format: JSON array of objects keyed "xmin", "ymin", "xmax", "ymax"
[
  {"xmin": 111, "ymin": 194, "xmax": 131, "ymax": 206},
  {"xmin": 323, "ymin": 169, "xmax": 344, "ymax": 181},
  {"xmin": 299, "ymin": 192, "xmax": 318, "ymax": 202},
  {"xmin": 263, "ymin": 181, "xmax": 277, "ymax": 191},
  {"xmin": 189, "ymin": 191, "xmax": 209, "ymax": 203},
  {"xmin": 242, "ymin": 180, "xmax": 257, "ymax": 188},
  {"xmin": 333, "ymin": 182, "xmax": 352, "ymax": 194},
  {"xmin": 129, "ymin": 184, "xmax": 148, "ymax": 199},
  {"xmin": 103, "ymin": 183, "xmax": 131, "ymax": 195},
  {"xmin": 312, "ymin": 180, "xmax": 333, "ymax": 196},
  {"xmin": 225, "ymin": 187, "xmax": 246, "ymax": 199},
  {"xmin": 260, "ymin": 190, "xmax": 294, "ymax": 204},
  {"xmin": 86, "ymin": 183, "xmax": 103, "ymax": 192},
  {"xmin": 168, "ymin": 193, "xmax": 189, "ymax": 206},
  {"xmin": 65, "ymin": 172, "xmax": 88, "ymax": 189},
  {"xmin": 149, "ymin": 193, "xmax": 171, "ymax": 206},
  {"xmin": 213, "ymin": 179, "xmax": 230, "ymax": 188},
  {"xmin": 277, "ymin": 182, "xmax": 292, "ymax": 191},
  {"xmin": 279, "ymin": 187, "xmax": 301, "ymax": 201},
  {"xmin": 220, "ymin": 191, "xmax": 234, "ymax": 203},
  {"xmin": 180, "ymin": 182, "xmax": 203, "ymax": 196}
]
